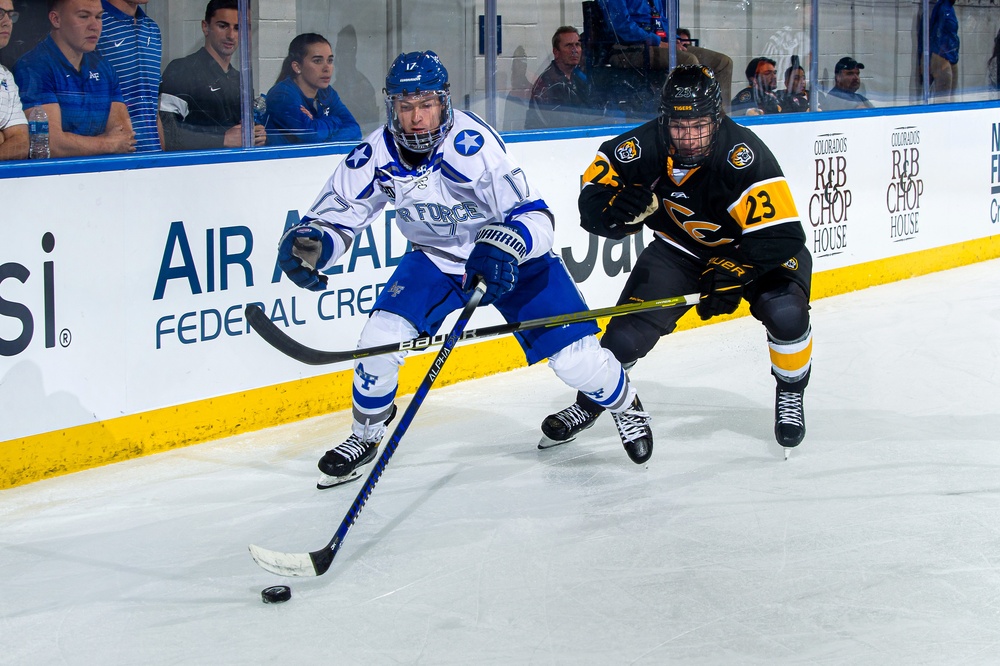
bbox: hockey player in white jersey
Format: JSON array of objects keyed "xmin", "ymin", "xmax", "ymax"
[{"xmin": 277, "ymin": 51, "xmax": 654, "ymax": 489}]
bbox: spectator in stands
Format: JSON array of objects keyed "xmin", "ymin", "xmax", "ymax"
[
  {"xmin": 333, "ymin": 26, "xmax": 379, "ymax": 135},
  {"xmin": 674, "ymin": 26, "xmax": 733, "ymax": 110},
  {"xmin": 264, "ymin": 33, "xmax": 360, "ymax": 146},
  {"xmin": 987, "ymin": 26, "xmax": 1000, "ymax": 92},
  {"xmin": 777, "ymin": 61, "xmax": 812, "ymax": 113},
  {"xmin": 731, "ymin": 57, "xmax": 782, "ymax": 116},
  {"xmin": 502, "ymin": 45, "xmax": 532, "ymax": 131},
  {"xmin": 0, "ymin": 0, "xmax": 28, "ymax": 159},
  {"xmin": 927, "ymin": 0, "xmax": 959, "ymax": 100},
  {"xmin": 598, "ymin": 1, "xmax": 733, "ymax": 111},
  {"xmin": 822, "ymin": 56, "xmax": 874, "ymax": 111},
  {"xmin": 525, "ymin": 26, "xmax": 598, "ymax": 129},
  {"xmin": 97, "ymin": 0, "xmax": 162, "ymax": 152},
  {"xmin": 158, "ymin": 0, "xmax": 264, "ymax": 150},
  {"xmin": 14, "ymin": 0, "xmax": 135, "ymax": 156},
  {"xmin": 675, "ymin": 27, "xmax": 694, "ymax": 51}
]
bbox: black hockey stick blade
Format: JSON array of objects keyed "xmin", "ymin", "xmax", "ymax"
[
  {"xmin": 246, "ymin": 292, "xmax": 699, "ymax": 366},
  {"xmin": 249, "ymin": 281, "xmax": 488, "ymax": 577}
]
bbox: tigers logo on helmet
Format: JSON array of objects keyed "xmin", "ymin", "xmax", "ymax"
[
  {"xmin": 615, "ymin": 137, "xmax": 642, "ymax": 162},
  {"xmin": 727, "ymin": 143, "xmax": 754, "ymax": 169}
]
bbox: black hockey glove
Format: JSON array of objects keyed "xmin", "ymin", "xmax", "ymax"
[
  {"xmin": 601, "ymin": 185, "xmax": 658, "ymax": 235},
  {"xmin": 696, "ymin": 257, "xmax": 757, "ymax": 320}
]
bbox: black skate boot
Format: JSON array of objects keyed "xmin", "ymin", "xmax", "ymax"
[
  {"xmin": 317, "ymin": 405, "xmax": 396, "ymax": 489},
  {"xmin": 774, "ymin": 387, "xmax": 805, "ymax": 449},
  {"xmin": 611, "ymin": 397, "xmax": 653, "ymax": 464},
  {"xmin": 539, "ymin": 402, "xmax": 602, "ymax": 449}
]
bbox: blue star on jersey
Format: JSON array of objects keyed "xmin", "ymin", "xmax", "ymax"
[
  {"xmin": 346, "ymin": 143, "xmax": 373, "ymax": 169},
  {"xmin": 454, "ymin": 130, "xmax": 483, "ymax": 156}
]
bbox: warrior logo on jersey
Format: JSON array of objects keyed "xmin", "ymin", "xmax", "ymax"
[
  {"xmin": 388, "ymin": 281, "xmax": 405, "ymax": 297},
  {"xmin": 783, "ymin": 258, "xmax": 799, "ymax": 271},
  {"xmin": 454, "ymin": 130, "xmax": 484, "ymax": 156},
  {"xmin": 727, "ymin": 143, "xmax": 754, "ymax": 169},
  {"xmin": 346, "ymin": 143, "xmax": 373, "ymax": 169},
  {"xmin": 615, "ymin": 137, "xmax": 642, "ymax": 163}
]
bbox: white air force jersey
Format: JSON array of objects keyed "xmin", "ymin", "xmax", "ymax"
[{"xmin": 306, "ymin": 111, "xmax": 555, "ymax": 275}]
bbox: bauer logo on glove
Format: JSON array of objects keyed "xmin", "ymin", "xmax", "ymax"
[{"xmin": 696, "ymin": 256, "xmax": 757, "ymax": 320}]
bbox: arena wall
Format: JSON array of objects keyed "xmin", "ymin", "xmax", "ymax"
[{"xmin": 2, "ymin": 105, "xmax": 999, "ymax": 489}]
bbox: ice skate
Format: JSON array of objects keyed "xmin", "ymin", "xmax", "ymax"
[
  {"xmin": 317, "ymin": 406, "xmax": 397, "ymax": 489},
  {"xmin": 774, "ymin": 387, "xmax": 805, "ymax": 458},
  {"xmin": 611, "ymin": 397, "xmax": 653, "ymax": 464},
  {"xmin": 539, "ymin": 402, "xmax": 601, "ymax": 449}
]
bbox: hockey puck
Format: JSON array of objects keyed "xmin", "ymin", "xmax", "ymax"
[{"xmin": 261, "ymin": 585, "xmax": 291, "ymax": 604}]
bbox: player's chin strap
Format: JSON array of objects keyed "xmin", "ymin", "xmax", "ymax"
[
  {"xmin": 245, "ymin": 292, "xmax": 701, "ymax": 366},
  {"xmin": 248, "ymin": 279, "xmax": 489, "ymax": 577}
]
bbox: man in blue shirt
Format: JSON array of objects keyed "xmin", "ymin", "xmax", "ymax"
[
  {"xmin": 822, "ymin": 57, "xmax": 874, "ymax": 111},
  {"xmin": 928, "ymin": 0, "xmax": 959, "ymax": 100},
  {"xmin": 598, "ymin": 0, "xmax": 733, "ymax": 111},
  {"xmin": 97, "ymin": 0, "xmax": 162, "ymax": 152},
  {"xmin": 14, "ymin": 0, "xmax": 135, "ymax": 156}
]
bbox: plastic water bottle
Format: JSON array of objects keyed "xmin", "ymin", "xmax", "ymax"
[
  {"xmin": 253, "ymin": 94, "xmax": 268, "ymax": 126},
  {"xmin": 28, "ymin": 106, "xmax": 50, "ymax": 159}
]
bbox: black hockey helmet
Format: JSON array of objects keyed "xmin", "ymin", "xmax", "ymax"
[{"xmin": 657, "ymin": 64, "xmax": 723, "ymax": 168}]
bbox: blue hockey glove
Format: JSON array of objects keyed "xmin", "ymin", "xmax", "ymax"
[
  {"xmin": 463, "ymin": 223, "xmax": 529, "ymax": 306},
  {"xmin": 277, "ymin": 221, "xmax": 335, "ymax": 292},
  {"xmin": 696, "ymin": 256, "xmax": 757, "ymax": 320}
]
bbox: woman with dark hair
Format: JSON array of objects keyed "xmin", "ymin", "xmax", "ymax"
[{"xmin": 265, "ymin": 33, "xmax": 361, "ymax": 145}]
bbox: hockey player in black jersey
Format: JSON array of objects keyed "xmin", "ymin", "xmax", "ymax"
[{"xmin": 541, "ymin": 64, "xmax": 812, "ymax": 455}]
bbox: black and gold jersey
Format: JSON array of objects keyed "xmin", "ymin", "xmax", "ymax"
[{"xmin": 579, "ymin": 116, "xmax": 805, "ymax": 273}]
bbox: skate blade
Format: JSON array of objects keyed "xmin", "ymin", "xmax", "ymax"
[
  {"xmin": 316, "ymin": 468, "xmax": 364, "ymax": 490},
  {"xmin": 538, "ymin": 434, "xmax": 575, "ymax": 450},
  {"xmin": 766, "ymin": 438, "xmax": 788, "ymax": 461}
]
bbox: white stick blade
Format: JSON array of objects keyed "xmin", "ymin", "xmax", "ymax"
[{"xmin": 249, "ymin": 544, "xmax": 317, "ymax": 577}]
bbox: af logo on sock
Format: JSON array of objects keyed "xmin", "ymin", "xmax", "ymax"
[{"xmin": 356, "ymin": 363, "xmax": 379, "ymax": 390}]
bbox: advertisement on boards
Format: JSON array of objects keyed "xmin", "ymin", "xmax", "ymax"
[{"xmin": 2, "ymin": 109, "xmax": 998, "ymax": 444}]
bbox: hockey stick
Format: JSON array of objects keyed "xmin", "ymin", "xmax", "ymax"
[
  {"xmin": 248, "ymin": 279, "xmax": 488, "ymax": 577},
  {"xmin": 246, "ymin": 292, "xmax": 700, "ymax": 366}
]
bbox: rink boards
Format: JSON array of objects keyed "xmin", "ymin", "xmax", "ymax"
[{"xmin": 2, "ymin": 106, "xmax": 999, "ymax": 488}]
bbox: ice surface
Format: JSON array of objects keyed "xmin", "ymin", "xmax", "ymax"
[{"xmin": 2, "ymin": 260, "xmax": 999, "ymax": 665}]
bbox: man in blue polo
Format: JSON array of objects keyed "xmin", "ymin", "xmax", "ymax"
[
  {"xmin": 97, "ymin": 0, "xmax": 162, "ymax": 152},
  {"xmin": 14, "ymin": 0, "xmax": 135, "ymax": 156}
]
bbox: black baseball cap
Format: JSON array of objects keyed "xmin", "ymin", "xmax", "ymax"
[{"xmin": 835, "ymin": 57, "xmax": 864, "ymax": 73}]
